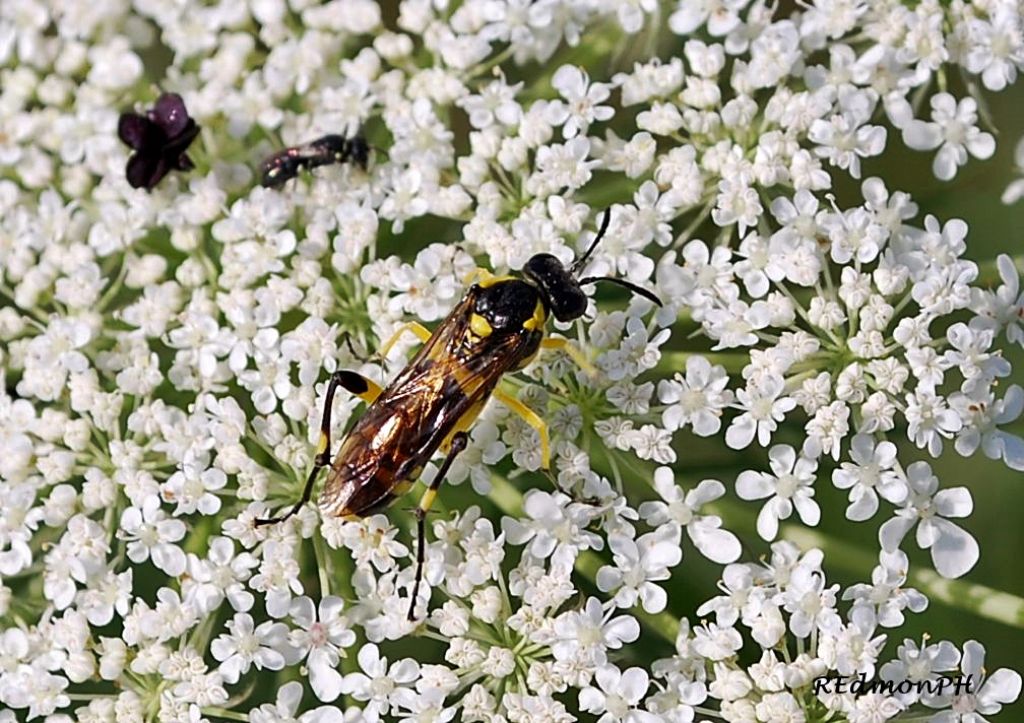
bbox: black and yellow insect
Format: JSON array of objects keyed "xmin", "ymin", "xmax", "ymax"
[{"xmin": 257, "ymin": 212, "xmax": 660, "ymax": 619}]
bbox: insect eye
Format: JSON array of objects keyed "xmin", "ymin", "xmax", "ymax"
[{"xmin": 545, "ymin": 286, "xmax": 588, "ymax": 322}]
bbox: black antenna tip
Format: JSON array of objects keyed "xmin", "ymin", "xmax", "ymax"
[
  {"xmin": 571, "ymin": 208, "xmax": 613, "ymax": 276},
  {"xmin": 579, "ymin": 276, "xmax": 663, "ymax": 307}
]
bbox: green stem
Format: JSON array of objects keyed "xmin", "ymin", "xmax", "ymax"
[
  {"xmin": 658, "ymin": 350, "xmax": 751, "ymax": 376},
  {"xmin": 781, "ymin": 525, "xmax": 1024, "ymax": 629},
  {"xmin": 202, "ymin": 707, "xmax": 248, "ymax": 722}
]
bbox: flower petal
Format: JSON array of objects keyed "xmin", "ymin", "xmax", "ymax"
[
  {"xmin": 151, "ymin": 92, "xmax": 192, "ymax": 137},
  {"xmin": 930, "ymin": 518, "xmax": 979, "ymax": 578},
  {"xmin": 118, "ymin": 113, "xmax": 158, "ymax": 150}
]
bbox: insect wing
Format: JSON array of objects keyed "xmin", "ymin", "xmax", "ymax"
[{"xmin": 319, "ymin": 301, "xmax": 537, "ymax": 517}]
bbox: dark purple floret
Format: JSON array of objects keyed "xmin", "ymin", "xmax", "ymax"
[{"xmin": 117, "ymin": 93, "xmax": 200, "ymax": 190}]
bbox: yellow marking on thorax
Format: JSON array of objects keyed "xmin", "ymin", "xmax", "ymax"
[
  {"xmin": 523, "ymin": 300, "xmax": 548, "ymax": 331},
  {"xmin": 470, "ymin": 313, "xmax": 493, "ymax": 338}
]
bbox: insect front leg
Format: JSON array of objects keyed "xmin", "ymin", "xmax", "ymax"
[
  {"xmin": 255, "ymin": 370, "xmax": 382, "ymax": 526},
  {"xmin": 541, "ymin": 336, "xmax": 596, "ymax": 376},
  {"xmin": 492, "ymin": 389, "xmax": 550, "ymax": 469},
  {"xmin": 380, "ymin": 321, "xmax": 432, "ymax": 358},
  {"xmin": 408, "ymin": 431, "xmax": 469, "ymax": 621}
]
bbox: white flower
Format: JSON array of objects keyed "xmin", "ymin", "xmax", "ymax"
[
  {"xmin": 502, "ymin": 490, "xmax": 602, "ymax": 570},
  {"xmin": 971, "ymin": 254, "xmax": 1024, "ymax": 348},
  {"xmin": 905, "ymin": 387, "xmax": 963, "ymax": 456},
  {"xmin": 726, "ymin": 375, "xmax": 796, "ymax": 450},
  {"xmin": 923, "ymin": 641, "xmax": 1022, "ymax": 720},
  {"xmin": 552, "ymin": 597, "xmax": 640, "ymax": 666},
  {"xmin": 211, "ymin": 613, "xmax": 289, "ymax": 683},
  {"xmin": 162, "ymin": 459, "xmax": 227, "ymax": 516},
  {"xmin": 964, "ymin": 10, "xmax": 1023, "ymax": 91},
  {"xmin": 528, "ymin": 137, "xmax": 599, "ymax": 196},
  {"xmin": 736, "ymin": 444, "xmax": 820, "ymax": 541},
  {"xmin": 0, "ymin": 669, "xmax": 70, "ymax": 719},
  {"xmin": 658, "ymin": 355, "xmax": 734, "ymax": 436},
  {"xmin": 341, "ymin": 643, "xmax": 420, "ymax": 719},
  {"xmin": 286, "ymin": 596, "xmax": 356, "ymax": 702},
  {"xmin": 754, "ymin": 691, "xmax": 805, "ymax": 721},
  {"xmin": 695, "ymin": 563, "xmax": 768, "ymax": 629},
  {"xmin": 880, "ymin": 637, "xmax": 960, "ymax": 705},
  {"xmin": 803, "ymin": 400, "xmax": 850, "ymax": 461},
  {"xmin": 579, "ymin": 665, "xmax": 659, "ymax": 723},
  {"xmin": 809, "ymin": 89, "xmax": 887, "ymax": 179},
  {"xmin": 831, "ymin": 435, "xmax": 908, "ymax": 521},
  {"xmin": 879, "ymin": 461, "xmax": 979, "ymax": 578},
  {"xmin": 669, "ymin": 0, "xmax": 748, "ymax": 37},
  {"xmin": 951, "ymin": 384, "xmax": 1024, "ymax": 471},
  {"xmin": 692, "ymin": 621, "xmax": 743, "ymax": 660},
  {"xmin": 902, "ymin": 93, "xmax": 996, "ymax": 181},
  {"xmin": 547, "ymin": 65, "xmax": 614, "ymax": 139},
  {"xmin": 781, "ymin": 563, "xmax": 842, "ymax": 639},
  {"xmin": 639, "ymin": 467, "xmax": 741, "ymax": 564},
  {"xmin": 118, "ymin": 497, "xmax": 187, "ymax": 577},
  {"xmin": 844, "ymin": 550, "xmax": 927, "ymax": 629},
  {"xmin": 182, "ymin": 536, "xmax": 258, "ymax": 614},
  {"xmin": 597, "ymin": 527, "xmax": 682, "ymax": 613}
]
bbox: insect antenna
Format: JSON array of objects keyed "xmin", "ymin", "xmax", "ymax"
[
  {"xmin": 570, "ymin": 207, "xmax": 612, "ymax": 276},
  {"xmin": 570, "ymin": 208, "xmax": 663, "ymax": 306},
  {"xmin": 578, "ymin": 276, "xmax": 663, "ymax": 306}
]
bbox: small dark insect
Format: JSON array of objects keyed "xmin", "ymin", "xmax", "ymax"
[
  {"xmin": 117, "ymin": 93, "xmax": 200, "ymax": 190},
  {"xmin": 256, "ymin": 210, "xmax": 661, "ymax": 621},
  {"xmin": 260, "ymin": 133, "xmax": 369, "ymax": 188}
]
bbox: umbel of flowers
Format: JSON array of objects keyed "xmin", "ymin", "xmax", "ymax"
[{"xmin": 1, "ymin": 0, "xmax": 1023, "ymax": 721}]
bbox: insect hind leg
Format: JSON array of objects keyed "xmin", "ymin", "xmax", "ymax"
[
  {"xmin": 408, "ymin": 431, "xmax": 469, "ymax": 621},
  {"xmin": 333, "ymin": 369, "xmax": 382, "ymax": 404},
  {"xmin": 255, "ymin": 369, "xmax": 379, "ymax": 526}
]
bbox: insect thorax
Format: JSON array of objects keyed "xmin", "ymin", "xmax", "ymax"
[{"xmin": 473, "ymin": 279, "xmax": 546, "ymax": 333}]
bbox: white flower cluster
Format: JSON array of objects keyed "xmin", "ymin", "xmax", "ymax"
[{"xmin": 1, "ymin": 0, "xmax": 1023, "ymax": 721}]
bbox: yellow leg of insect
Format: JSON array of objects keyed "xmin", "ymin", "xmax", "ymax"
[
  {"xmin": 541, "ymin": 336, "xmax": 596, "ymax": 376},
  {"xmin": 380, "ymin": 322, "xmax": 432, "ymax": 358},
  {"xmin": 492, "ymin": 389, "xmax": 550, "ymax": 469},
  {"xmin": 409, "ymin": 431, "xmax": 469, "ymax": 622},
  {"xmin": 255, "ymin": 370, "xmax": 379, "ymax": 527}
]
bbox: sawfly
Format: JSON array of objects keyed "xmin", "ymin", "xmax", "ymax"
[
  {"xmin": 256, "ymin": 211, "xmax": 661, "ymax": 620},
  {"xmin": 260, "ymin": 133, "xmax": 369, "ymax": 188}
]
